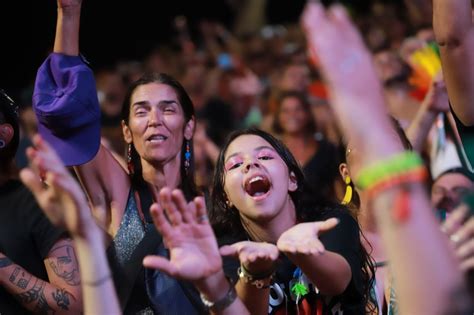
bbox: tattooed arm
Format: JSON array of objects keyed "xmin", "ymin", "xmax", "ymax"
[{"xmin": 0, "ymin": 238, "xmax": 82, "ymax": 314}]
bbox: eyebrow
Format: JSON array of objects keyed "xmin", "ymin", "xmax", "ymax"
[
  {"xmin": 225, "ymin": 145, "xmax": 275, "ymax": 163},
  {"xmin": 131, "ymin": 99, "xmax": 179, "ymax": 108}
]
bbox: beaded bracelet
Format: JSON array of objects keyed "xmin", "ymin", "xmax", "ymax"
[
  {"xmin": 356, "ymin": 151, "xmax": 425, "ymax": 191},
  {"xmin": 237, "ymin": 265, "xmax": 275, "ymax": 289}
]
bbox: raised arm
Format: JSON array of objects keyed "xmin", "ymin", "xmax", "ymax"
[
  {"xmin": 405, "ymin": 73, "xmax": 449, "ymax": 152},
  {"xmin": 54, "ymin": 0, "xmax": 81, "ymax": 55},
  {"xmin": 19, "ymin": 134, "xmax": 121, "ymax": 315},
  {"xmin": 34, "ymin": 0, "xmax": 131, "ymax": 236},
  {"xmin": 433, "ymin": 0, "xmax": 474, "ymax": 125},
  {"xmin": 302, "ymin": 3, "xmax": 471, "ymax": 314}
]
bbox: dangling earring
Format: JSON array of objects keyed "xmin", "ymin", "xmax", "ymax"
[
  {"xmin": 184, "ymin": 140, "xmax": 191, "ymax": 174},
  {"xmin": 127, "ymin": 143, "xmax": 134, "ymax": 175},
  {"xmin": 0, "ymin": 139, "xmax": 5, "ymax": 149},
  {"xmin": 341, "ymin": 176, "xmax": 353, "ymax": 205}
]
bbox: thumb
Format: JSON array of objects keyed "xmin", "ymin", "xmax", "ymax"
[
  {"xmin": 143, "ymin": 255, "xmax": 177, "ymax": 277},
  {"xmin": 219, "ymin": 245, "xmax": 238, "ymax": 258},
  {"xmin": 318, "ymin": 218, "xmax": 340, "ymax": 234}
]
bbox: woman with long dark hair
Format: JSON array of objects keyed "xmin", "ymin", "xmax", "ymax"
[
  {"xmin": 209, "ymin": 128, "xmax": 375, "ymax": 314},
  {"xmin": 32, "ymin": 0, "xmax": 215, "ymax": 313}
]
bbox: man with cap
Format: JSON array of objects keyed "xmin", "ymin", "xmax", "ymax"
[{"xmin": 0, "ymin": 89, "xmax": 83, "ymax": 314}]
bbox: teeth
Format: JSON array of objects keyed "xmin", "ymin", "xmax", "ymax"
[
  {"xmin": 149, "ymin": 135, "xmax": 166, "ymax": 141},
  {"xmin": 249, "ymin": 176, "xmax": 263, "ymax": 184}
]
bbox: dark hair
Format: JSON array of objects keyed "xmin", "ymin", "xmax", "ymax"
[
  {"xmin": 0, "ymin": 89, "xmax": 20, "ymax": 167},
  {"xmin": 210, "ymin": 128, "xmax": 325, "ymax": 236},
  {"xmin": 272, "ymin": 90, "xmax": 317, "ymax": 135},
  {"xmin": 121, "ymin": 72, "xmax": 198, "ymax": 200},
  {"xmin": 209, "ymin": 127, "xmax": 375, "ymax": 312}
]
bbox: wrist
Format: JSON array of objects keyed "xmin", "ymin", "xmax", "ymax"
[
  {"xmin": 197, "ymin": 272, "xmax": 238, "ymax": 312},
  {"xmin": 58, "ymin": 5, "xmax": 82, "ymax": 17},
  {"xmin": 194, "ymin": 269, "xmax": 228, "ymax": 299},
  {"xmin": 237, "ymin": 264, "xmax": 275, "ymax": 289}
]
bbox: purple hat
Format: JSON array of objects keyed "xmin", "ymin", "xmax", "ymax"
[{"xmin": 33, "ymin": 53, "xmax": 101, "ymax": 166}]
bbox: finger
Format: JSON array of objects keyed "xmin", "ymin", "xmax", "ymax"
[
  {"xmin": 456, "ymin": 238, "xmax": 474, "ymax": 260},
  {"xmin": 247, "ymin": 252, "xmax": 257, "ymax": 262},
  {"xmin": 278, "ymin": 241, "xmax": 297, "ymax": 254},
  {"xmin": 329, "ymin": 4, "xmax": 352, "ymax": 30},
  {"xmin": 194, "ymin": 196, "xmax": 209, "ymax": 225},
  {"xmin": 318, "ymin": 218, "xmax": 340, "ymax": 234},
  {"xmin": 143, "ymin": 255, "xmax": 178, "ymax": 277},
  {"xmin": 171, "ymin": 189, "xmax": 193, "ymax": 223},
  {"xmin": 186, "ymin": 200, "xmax": 197, "ymax": 223},
  {"xmin": 459, "ymin": 256, "xmax": 474, "ymax": 272},
  {"xmin": 19, "ymin": 168, "xmax": 44, "ymax": 197},
  {"xmin": 159, "ymin": 187, "xmax": 182, "ymax": 226},
  {"xmin": 31, "ymin": 135, "xmax": 67, "ymax": 175},
  {"xmin": 442, "ymin": 205, "xmax": 469, "ymax": 235},
  {"xmin": 450, "ymin": 217, "xmax": 474, "ymax": 248},
  {"xmin": 150, "ymin": 203, "xmax": 173, "ymax": 238},
  {"xmin": 219, "ymin": 245, "xmax": 239, "ymax": 258}
]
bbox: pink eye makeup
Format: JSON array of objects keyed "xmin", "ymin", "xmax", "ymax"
[
  {"xmin": 257, "ymin": 148, "xmax": 275, "ymax": 160},
  {"xmin": 225, "ymin": 157, "xmax": 243, "ymax": 171}
]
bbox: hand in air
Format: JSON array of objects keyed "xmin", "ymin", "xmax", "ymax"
[
  {"xmin": 20, "ymin": 134, "xmax": 96, "ymax": 239},
  {"xmin": 143, "ymin": 188, "xmax": 222, "ymax": 281}
]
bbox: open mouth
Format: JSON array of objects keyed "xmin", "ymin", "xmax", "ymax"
[
  {"xmin": 244, "ymin": 175, "xmax": 271, "ymax": 197},
  {"xmin": 147, "ymin": 134, "xmax": 168, "ymax": 142}
]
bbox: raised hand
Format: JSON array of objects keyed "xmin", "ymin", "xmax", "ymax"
[
  {"xmin": 442, "ymin": 203, "xmax": 474, "ymax": 272},
  {"xmin": 220, "ymin": 241, "xmax": 279, "ymax": 275},
  {"xmin": 277, "ymin": 218, "xmax": 339, "ymax": 255},
  {"xmin": 143, "ymin": 188, "xmax": 222, "ymax": 281},
  {"xmin": 19, "ymin": 134, "xmax": 96, "ymax": 239},
  {"xmin": 301, "ymin": 1, "xmax": 401, "ymax": 165}
]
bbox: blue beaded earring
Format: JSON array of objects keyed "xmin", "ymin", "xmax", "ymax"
[{"xmin": 184, "ymin": 140, "xmax": 191, "ymax": 174}]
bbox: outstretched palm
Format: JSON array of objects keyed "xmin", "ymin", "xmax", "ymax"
[
  {"xmin": 143, "ymin": 188, "xmax": 222, "ymax": 281},
  {"xmin": 277, "ymin": 219, "xmax": 339, "ymax": 255}
]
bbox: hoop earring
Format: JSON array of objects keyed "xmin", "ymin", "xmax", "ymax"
[
  {"xmin": 127, "ymin": 143, "xmax": 134, "ymax": 175},
  {"xmin": 0, "ymin": 139, "xmax": 5, "ymax": 149},
  {"xmin": 184, "ymin": 140, "xmax": 191, "ymax": 174},
  {"xmin": 341, "ymin": 176, "xmax": 353, "ymax": 205}
]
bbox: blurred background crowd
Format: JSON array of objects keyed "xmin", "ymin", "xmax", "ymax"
[{"xmin": 5, "ymin": 0, "xmax": 472, "ymax": 215}]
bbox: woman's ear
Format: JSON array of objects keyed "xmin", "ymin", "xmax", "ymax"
[
  {"xmin": 0, "ymin": 124, "xmax": 14, "ymax": 146},
  {"xmin": 339, "ymin": 163, "xmax": 350, "ymax": 180},
  {"xmin": 288, "ymin": 171, "xmax": 298, "ymax": 192},
  {"xmin": 122, "ymin": 120, "xmax": 132, "ymax": 144},
  {"xmin": 184, "ymin": 116, "xmax": 195, "ymax": 141}
]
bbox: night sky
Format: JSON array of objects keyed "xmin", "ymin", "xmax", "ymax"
[{"xmin": 0, "ymin": 0, "xmax": 379, "ymax": 104}]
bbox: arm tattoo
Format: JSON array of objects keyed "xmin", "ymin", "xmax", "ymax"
[
  {"xmin": 9, "ymin": 267, "xmax": 32, "ymax": 289},
  {"xmin": 0, "ymin": 256, "xmax": 13, "ymax": 268},
  {"xmin": 48, "ymin": 245, "xmax": 80, "ymax": 286},
  {"xmin": 52, "ymin": 288, "xmax": 72, "ymax": 310},
  {"xmin": 15, "ymin": 279, "xmax": 55, "ymax": 314}
]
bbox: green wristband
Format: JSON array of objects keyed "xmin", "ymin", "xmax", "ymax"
[{"xmin": 356, "ymin": 152, "xmax": 424, "ymax": 190}]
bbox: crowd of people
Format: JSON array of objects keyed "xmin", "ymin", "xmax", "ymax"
[{"xmin": 1, "ymin": 0, "xmax": 473, "ymax": 314}]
